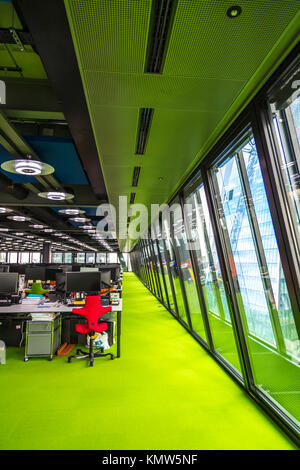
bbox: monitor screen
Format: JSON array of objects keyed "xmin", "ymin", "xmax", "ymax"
[
  {"xmin": 45, "ymin": 268, "xmax": 63, "ymax": 281},
  {"xmin": 0, "ymin": 272, "xmax": 18, "ymax": 295},
  {"xmin": 65, "ymin": 272, "xmax": 101, "ymax": 294},
  {"xmin": 25, "ymin": 267, "xmax": 46, "ymax": 282},
  {"xmin": 100, "ymin": 270, "xmax": 111, "ymax": 288}
]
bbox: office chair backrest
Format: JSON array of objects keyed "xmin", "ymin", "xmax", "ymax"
[{"xmin": 74, "ymin": 296, "xmax": 112, "ymax": 330}]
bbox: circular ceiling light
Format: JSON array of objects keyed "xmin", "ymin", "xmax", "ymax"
[
  {"xmin": 226, "ymin": 5, "xmax": 242, "ymax": 18},
  {"xmin": 69, "ymin": 217, "xmax": 90, "ymax": 223},
  {"xmin": 0, "ymin": 207, "xmax": 13, "ymax": 214},
  {"xmin": 7, "ymin": 215, "xmax": 31, "ymax": 222},
  {"xmin": 1, "ymin": 159, "xmax": 54, "ymax": 176},
  {"xmin": 30, "ymin": 224, "xmax": 45, "ymax": 229},
  {"xmin": 79, "ymin": 225, "xmax": 93, "ymax": 230},
  {"xmin": 38, "ymin": 191, "xmax": 74, "ymax": 201},
  {"xmin": 59, "ymin": 208, "xmax": 85, "ymax": 216},
  {"xmin": 44, "ymin": 228, "xmax": 54, "ymax": 233}
]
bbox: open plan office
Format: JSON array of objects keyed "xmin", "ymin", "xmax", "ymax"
[{"xmin": 0, "ymin": 0, "xmax": 299, "ymax": 452}]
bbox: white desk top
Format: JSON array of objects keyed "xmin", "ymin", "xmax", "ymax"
[{"xmin": 0, "ymin": 299, "xmax": 122, "ymax": 314}]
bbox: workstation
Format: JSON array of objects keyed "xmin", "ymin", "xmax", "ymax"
[{"xmin": 0, "ymin": 264, "xmax": 123, "ymax": 363}]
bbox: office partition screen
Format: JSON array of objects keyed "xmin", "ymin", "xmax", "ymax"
[{"xmin": 130, "ymin": 49, "xmax": 300, "ymax": 445}]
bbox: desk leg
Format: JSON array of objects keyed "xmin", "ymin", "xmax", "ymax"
[{"xmin": 117, "ymin": 311, "xmax": 121, "ymax": 358}]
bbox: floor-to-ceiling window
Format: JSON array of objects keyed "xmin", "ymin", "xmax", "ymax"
[
  {"xmin": 171, "ymin": 197, "xmax": 207, "ymax": 342},
  {"xmin": 209, "ymin": 131, "xmax": 300, "ymax": 426},
  {"xmin": 162, "ymin": 212, "xmax": 188, "ymax": 325},
  {"xmin": 184, "ymin": 175, "xmax": 242, "ymax": 374},
  {"xmin": 130, "ymin": 50, "xmax": 300, "ymax": 438}
]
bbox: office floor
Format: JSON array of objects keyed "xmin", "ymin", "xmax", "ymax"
[{"xmin": 0, "ymin": 273, "xmax": 296, "ymax": 450}]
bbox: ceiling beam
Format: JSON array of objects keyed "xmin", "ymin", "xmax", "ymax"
[
  {"xmin": 14, "ymin": 0, "xmax": 108, "ymax": 200},
  {"xmin": 0, "ymin": 78, "xmax": 62, "ymax": 112}
]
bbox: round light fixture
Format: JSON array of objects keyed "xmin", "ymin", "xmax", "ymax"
[
  {"xmin": 44, "ymin": 228, "xmax": 54, "ymax": 233},
  {"xmin": 7, "ymin": 215, "xmax": 31, "ymax": 222},
  {"xmin": 38, "ymin": 191, "xmax": 74, "ymax": 201},
  {"xmin": 59, "ymin": 208, "xmax": 85, "ymax": 216},
  {"xmin": 69, "ymin": 217, "xmax": 90, "ymax": 223},
  {"xmin": 0, "ymin": 207, "xmax": 13, "ymax": 214},
  {"xmin": 30, "ymin": 224, "xmax": 45, "ymax": 229},
  {"xmin": 226, "ymin": 5, "xmax": 242, "ymax": 18},
  {"xmin": 1, "ymin": 158, "xmax": 54, "ymax": 176}
]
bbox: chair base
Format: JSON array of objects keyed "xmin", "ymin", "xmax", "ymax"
[{"xmin": 68, "ymin": 349, "xmax": 114, "ymax": 366}]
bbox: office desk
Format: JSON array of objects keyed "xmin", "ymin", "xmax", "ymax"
[{"xmin": 0, "ymin": 299, "xmax": 122, "ymax": 358}]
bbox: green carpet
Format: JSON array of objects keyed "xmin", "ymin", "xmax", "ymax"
[{"xmin": 0, "ymin": 273, "xmax": 296, "ymax": 450}]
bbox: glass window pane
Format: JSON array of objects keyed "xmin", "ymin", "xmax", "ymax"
[
  {"xmin": 9, "ymin": 252, "xmax": 18, "ymax": 263},
  {"xmin": 32, "ymin": 252, "xmax": 40, "ymax": 263},
  {"xmin": 172, "ymin": 199, "xmax": 207, "ymax": 341},
  {"xmin": 185, "ymin": 178, "xmax": 242, "ymax": 374},
  {"xmin": 76, "ymin": 253, "xmax": 85, "ymax": 263},
  {"xmin": 0, "ymin": 252, "xmax": 7, "ymax": 262},
  {"xmin": 20, "ymin": 252, "xmax": 30, "ymax": 264},
  {"xmin": 97, "ymin": 253, "xmax": 106, "ymax": 263},
  {"xmin": 270, "ymin": 82, "xmax": 300, "ymax": 262},
  {"xmin": 152, "ymin": 236, "xmax": 167, "ymax": 305},
  {"xmin": 86, "ymin": 252, "xmax": 95, "ymax": 263},
  {"xmin": 155, "ymin": 222, "xmax": 176, "ymax": 312},
  {"xmin": 64, "ymin": 253, "xmax": 72, "ymax": 263},
  {"xmin": 52, "ymin": 252, "xmax": 63, "ymax": 263},
  {"xmin": 162, "ymin": 213, "xmax": 188, "ymax": 325},
  {"xmin": 107, "ymin": 253, "xmax": 118, "ymax": 263},
  {"xmin": 211, "ymin": 132, "xmax": 300, "ymax": 426}
]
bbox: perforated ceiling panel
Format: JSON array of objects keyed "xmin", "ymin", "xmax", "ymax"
[
  {"xmin": 65, "ymin": 0, "xmax": 300, "ymax": 250},
  {"xmin": 164, "ymin": 0, "xmax": 300, "ymax": 79}
]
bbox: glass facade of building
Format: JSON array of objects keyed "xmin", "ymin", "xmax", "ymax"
[{"xmin": 130, "ymin": 54, "xmax": 300, "ymax": 440}]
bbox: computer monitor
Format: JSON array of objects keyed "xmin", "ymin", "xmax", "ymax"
[
  {"xmin": 65, "ymin": 272, "xmax": 101, "ymax": 294},
  {"xmin": 45, "ymin": 267, "xmax": 63, "ymax": 281},
  {"xmin": 25, "ymin": 267, "xmax": 46, "ymax": 282},
  {"xmin": 102, "ymin": 265, "xmax": 120, "ymax": 282},
  {"xmin": 9, "ymin": 264, "xmax": 26, "ymax": 275},
  {"xmin": 0, "ymin": 272, "xmax": 18, "ymax": 295},
  {"xmin": 100, "ymin": 269, "xmax": 111, "ymax": 288},
  {"xmin": 0, "ymin": 265, "xmax": 9, "ymax": 273}
]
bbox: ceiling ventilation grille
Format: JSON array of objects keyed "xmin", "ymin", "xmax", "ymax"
[
  {"xmin": 135, "ymin": 108, "xmax": 153, "ymax": 155},
  {"xmin": 145, "ymin": 0, "xmax": 177, "ymax": 74},
  {"xmin": 132, "ymin": 166, "xmax": 141, "ymax": 187}
]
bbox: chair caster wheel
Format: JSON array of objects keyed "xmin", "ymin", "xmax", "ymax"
[
  {"xmin": 24, "ymin": 357, "xmax": 28, "ymax": 362},
  {"xmin": 110, "ymin": 354, "xmax": 114, "ymax": 360},
  {"xmin": 90, "ymin": 361, "xmax": 94, "ymax": 367},
  {"xmin": 68, "ymin": 357, "xmax": 72, "ymax": 363},
  {"xmin": 48, "ymin": 356, "xmax": 53, "ymax": 361}
]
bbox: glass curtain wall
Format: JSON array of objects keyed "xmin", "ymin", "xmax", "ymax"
[
  {"xmin": 130, "ymin": 51, "xmax": 300, "ymax": 436},
  {"xmin": 209, "ymin": 131, "xmax": 300, "ymax": 425}
]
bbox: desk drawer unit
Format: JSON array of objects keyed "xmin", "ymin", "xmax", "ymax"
[{"xmin": 25, "ymin": 316, "xmax": 61, "ymax": 361}]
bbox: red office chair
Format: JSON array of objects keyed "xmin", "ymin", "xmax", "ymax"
[{"xmin": 67, "ymin": 296, "xmax": 114, "ymax": 366}]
